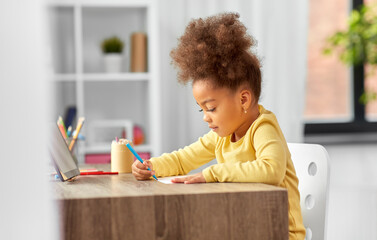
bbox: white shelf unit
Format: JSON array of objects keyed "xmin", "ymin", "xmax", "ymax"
[{"xmin": 49, "ymin": 0, "xmax": 161, "ymax": 162}]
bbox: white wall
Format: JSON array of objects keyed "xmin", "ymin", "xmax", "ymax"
[
  {"xmin": 324, "ymin": 143, "xmax": 377, "ymax": 239},
  {"xmin": 0, "ymin": 1, "xmax": 57, "ymax": 239}
]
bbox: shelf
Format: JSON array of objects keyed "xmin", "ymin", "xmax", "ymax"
[
  {"xmin": 83, "ymin": 73, "xmax": 149, "ymax": 81},
  {"xmin": 53, "ymin": 74, "xmax": 77, "ymax": 82},
  {"xmin": 51, "ymin": 0, "xmax": 151, "ymax": 7},
  {"xmin": 49, "ymin": 0, "xmax": 161, "ymax": 162},
  {"xmin": 85, "ymin": 143, "xmax": 152, "ymax": 154},
  {"xmin": 52, "ymin": 73, "xmax": 150, "ymax": 82}
]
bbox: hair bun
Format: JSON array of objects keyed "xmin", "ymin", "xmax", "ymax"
[{"xmin": 170, "ymin": 12, "xmax": 261, "ymax": 100}]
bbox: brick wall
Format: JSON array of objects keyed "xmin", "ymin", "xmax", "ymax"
[{"xmin": 305, "ymin": 0, "xmax": 377, "ymax": 120}]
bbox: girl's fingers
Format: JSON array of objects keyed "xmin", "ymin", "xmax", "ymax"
[
  {"xmin": 132, "ymin": 161, "xmax": 145, "ymax": 172},
  {"xmin": 132, "ymin": 160, "xmax": 154, "ymax": 180},
  {"xmin": 136, "ymin": 168, "xmax": 153, "ymax": 176},
  {"xmin": 171, "ymin": 176, "xmax": 190, "ymax": 183},
  {"xmin": 137, "ymin": 161, "xmax": 148, "ymax": 169},
  {"xmin": 183, "ymin": 173, "xmax": 206, "ymax": 184},
  {"xmin": 133, "ymin": 171, "xmax": 151, "ymax": 180},
  {"xmin": 184, "ymin": 176, "xmax": 196, "ymax": 184},
  {"xmin": 143, "ymin": 160, "xmax": 153, "ymax": 170}
]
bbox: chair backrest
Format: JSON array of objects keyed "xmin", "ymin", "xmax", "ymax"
[{"xmin": 288, "ymin": 143, "xmax": 330, "ymax": 240}]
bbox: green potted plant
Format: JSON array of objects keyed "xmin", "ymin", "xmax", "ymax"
[
  {"xmin": 323, "ymin": 3, "xmax": 377, "ymax": 104},
  {"xmin": 101, "ymin": 36, "xmax": 124, "ymax": 73}
]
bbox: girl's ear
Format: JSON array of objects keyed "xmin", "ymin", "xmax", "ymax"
[{"xmin": 240, "ymin": 89, "xmax": 253, "ymax": 110}]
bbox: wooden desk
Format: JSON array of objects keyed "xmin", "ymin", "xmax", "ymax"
[{"xmin": 53, "ymin": 166, "xmax": 288, "ymax": 240}]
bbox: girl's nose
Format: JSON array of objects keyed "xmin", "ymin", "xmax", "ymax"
[{"xmin": 203, "ymin": 112, "xmax": 211, "ymax": 123}]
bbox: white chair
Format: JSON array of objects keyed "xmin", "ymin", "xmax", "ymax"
[{"xmin": 288, "ymin": 143, "xmax": 330, "ymax": 240}]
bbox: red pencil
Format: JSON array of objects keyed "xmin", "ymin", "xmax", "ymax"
[{"xmin": 80, "ymin": 171, "xmax": 118, "ymax": 175}]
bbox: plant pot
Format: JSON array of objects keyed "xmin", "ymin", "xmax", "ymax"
[{"xmin": 103, "ymin": 53, "xmax": 123, "ymax": 73}]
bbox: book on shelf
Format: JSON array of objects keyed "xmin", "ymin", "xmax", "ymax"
[
  {"xmin": 64, "ymin": 106, "xmax": 77, "ymax": 128},
  {"xmin": 130, "ymin": 32, "xmax": 147, "ymax": 72}
]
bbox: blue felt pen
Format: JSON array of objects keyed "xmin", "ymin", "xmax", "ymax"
[
  {"xmin": 126, "ymin": 142, "xmax": 158, "ymax": 181},
  {"xmin": 67, "ymin": 126, "xmax": 72, "ymax": 137}
]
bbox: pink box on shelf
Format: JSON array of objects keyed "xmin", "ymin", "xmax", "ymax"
[
  {"xmin": 85, "ymin": 154, "xmax": 111, "ymax": 164},
  {"xmin": 85, "ymin": 152, "xmax": 151, "ymax": 164}
]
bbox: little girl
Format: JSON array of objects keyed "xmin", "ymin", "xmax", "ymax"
[{"xmin": 132, "ymin": 12, "xmax": 305, "ymax": 239}]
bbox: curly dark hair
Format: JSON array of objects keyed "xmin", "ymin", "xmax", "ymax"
[{"xmin": 170, "ymin": 12, "xmax": 261, "ymax": 100}]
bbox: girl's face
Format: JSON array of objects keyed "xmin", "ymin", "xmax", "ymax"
[{"xmin": 192, "ymin": 80, "xmax": 251, "ymax": 138}]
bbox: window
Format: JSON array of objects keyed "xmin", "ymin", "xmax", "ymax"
[{"xmin": 305, "ymin": 0, "xmax": 377, "ymax": 134}]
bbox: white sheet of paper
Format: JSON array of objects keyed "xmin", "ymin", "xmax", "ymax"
[{"xmin": 157, "ymin": 175, "xmax": 189, "ymax": 184}]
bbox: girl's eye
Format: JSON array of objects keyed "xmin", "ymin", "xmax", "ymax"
[{"xmin": 198, "ymin": 108, "xmax": 216, "ymax": 112}]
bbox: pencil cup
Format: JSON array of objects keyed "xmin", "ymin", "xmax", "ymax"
[{"xmin": 111, "ymin": 139, "xmax": 134, "ymax": 173}]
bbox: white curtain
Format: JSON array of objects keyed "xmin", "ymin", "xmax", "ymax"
[{"xmin": 158, "ymin": 0, "xmax": 309, "ymax": 153}]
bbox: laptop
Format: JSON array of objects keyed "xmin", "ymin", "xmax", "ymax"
[{"xmin": 48, "ymin": 123, "xmax": 80, "ymax": 181}]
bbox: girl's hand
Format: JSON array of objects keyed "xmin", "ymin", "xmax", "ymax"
[
  {"xmin": 132, "ymin": 159, "xmax": 155, "ymax": 180},
  {"xmin": 171, "ymin": 172, "xmax": 206, "ymax": 184}
]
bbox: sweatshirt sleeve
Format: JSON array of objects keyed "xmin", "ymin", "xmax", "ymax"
[
  {"xmin": 150, "ymin": 131, "xmax": 217, "ymax": 177},
  {"xmin": 202, "ymin": 121, "xmax": 287, "ymax": 185}
]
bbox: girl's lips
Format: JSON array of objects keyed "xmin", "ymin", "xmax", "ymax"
[{"xmin": 209, "ymin": 126, "xmax": 218, "ymax": 131}]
